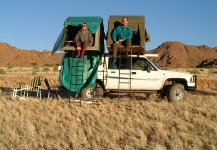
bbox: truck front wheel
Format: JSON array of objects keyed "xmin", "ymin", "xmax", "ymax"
[
  {"xmin": 167, "ymin": 83, "xmax": 187, "ymax": 102},
  {"xmin": 81, "ymin": 83, "xmax": 103, "ymax": 99}
]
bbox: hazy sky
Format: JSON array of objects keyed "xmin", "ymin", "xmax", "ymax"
[{"xmin": 0, "ymin": 0, "xmax": 217, "ymax": 52}]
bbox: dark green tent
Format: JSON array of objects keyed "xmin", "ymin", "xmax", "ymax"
[
  {"xmin": 52, "ymin": 16, "xmax": 104, "ymax": 92},
  {"xmin": 52, "ymin": 16, "xmax": 105, "ymax": 53}
]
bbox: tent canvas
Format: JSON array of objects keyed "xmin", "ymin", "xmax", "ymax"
[
  {"xmin": 64, "ymin": 16, "xmax": 103, "ymax": 34},
  {"xmin": 52, "ymin": 16, "xmax": 104, "ymax": 53},
  {"xmin": 59, "ymin": 52, "xmax": 101, "ymax": 92},
  {"xmin": 106, "ymin": 16, "xmax": 150, "ymax": 54}
]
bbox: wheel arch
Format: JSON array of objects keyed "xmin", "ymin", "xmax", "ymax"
[
  {"xmin": 164, "ymin": 78, "xmax": 188, "ymax": 89},
  {"xmin": 96, "ymin": 79, "xmax": 106, "ymax": 91},
  {"xmin": 159, "ymin": 78, "xmax": 188, "ymax": 98}
]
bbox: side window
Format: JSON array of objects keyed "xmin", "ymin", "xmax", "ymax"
[
  {"xmin": 108, "ymin": 58, "xmax": 128, "ymax": 69},
  {"xmin": 132, "ymin": 59, "xmax": 146, "ymax": 70},
  {"xmin": 132, "ymin": 59, "xmax": 156, "ymax": 71}
]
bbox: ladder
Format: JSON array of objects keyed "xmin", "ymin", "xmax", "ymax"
[
  {"xmin": 69, "ymin": 51, "xmax": 85, "ymax": 105},
  {"xmin": 117, "ymin": 48, "xmax": 132, "ymax": 107},
  {"xmin": 102, "ymin": 55, "xmax": 108, "ymax": 88}
]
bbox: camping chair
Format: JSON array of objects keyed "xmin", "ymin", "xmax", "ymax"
[
  {"xmin": 25, "ymin": 76, "xmax": 44, "ymax": 99},
  {"xmin": 12, "ymin": 86, "xmax": 28, "ymax": 100},
  {"xmin": 44, "ymin": 78, "xmax": 61, "ymax": 100}
]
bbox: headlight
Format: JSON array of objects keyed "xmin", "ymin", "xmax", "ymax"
[{"xmin": 58, "ymin": 66, "xmax": 62, "ymax": 71}]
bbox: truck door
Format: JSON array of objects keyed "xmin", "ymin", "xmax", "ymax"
[
  {"xmin": 131, "ymin": 58, "xmax": 161, "ymax": 90},
  {"xmin": 97, "ymin": 56, "xmax": 108, "ymax": 87},
  {"xmin": 106, "ymin": 57, "xmax": 130, "ymax": 89}
]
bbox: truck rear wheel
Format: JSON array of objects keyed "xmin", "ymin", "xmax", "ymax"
[
  {"xmin": 81, "ymin": 83, "xmax": 103, "ymax": 99},
  {"xmin": 167, "ymin": 83, "xmax": 187, "ymax": 102}
]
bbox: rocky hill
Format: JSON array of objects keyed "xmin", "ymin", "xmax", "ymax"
[
  {"xmin": 0, "ymin": 42, "xmax": 63, "ymax": 67},
  {"xmin": 0, "ymin": 41, "xmax": 217, "ymax": 68},
  {"xmin": 147, "ymin": 41, "xmax": 217, "ymax": 68}
]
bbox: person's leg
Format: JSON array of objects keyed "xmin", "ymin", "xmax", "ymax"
[
  {"xmin": 81, "ymin": 41, "xmax": 89, "ymax": 58},
  {"xmin": 125, "ymin": 39, "xmax": 131, "ymax": 57},
  {"xmin": 75, "ymin": 41, "xmax": 81, "ymax": 57},
  {"xmin": 125, "ymin": 39, "xmax": 132, "ymax": 52},
  {"xmin": 112, "ymin": 42, "xmax": 120, "ymax": 64}
]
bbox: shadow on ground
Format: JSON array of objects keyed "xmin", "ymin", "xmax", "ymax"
[{"xmin": 1, "ymin": 87, "xmax": 215, "ymax": 101}]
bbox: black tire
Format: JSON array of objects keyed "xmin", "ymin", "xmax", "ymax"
[
  {"xmin": 167, "ymin": 83, "xmax": 187, "ymax": 102},
  {"xmin": 81, "ymin": 83, "xmax": 103, "ymax": 99},
  {"xmin": 160, "ymin": 85, "xmax": 170, "ymax": 100}
]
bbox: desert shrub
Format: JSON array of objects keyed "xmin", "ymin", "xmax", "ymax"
[
  {"xmin": 53, "ymin": 66, "xmax": 58, "ymax": 74},
  {"xmin": 208, "ymin": 69, "xmax": 217, "ymax": 74},
  {"xmin": 7, "ymin": 65, "xmax": 13, "ymax": 69},
  {"xmin": 0, "ymin": 68, "xmax": 6, "ymax": 74},
  {"xmin": 190, "ymin": 69, "xmax": 200, "ymax": 74},
  {"xmin": 200, "ymin": 68, "xmax": 204, "ymax": 71},
  {"xmin": 45, "ymin": 64, "xmax": 53, "ymax": 67},
  {"xmin": 43, "ymin": 67, "xmax": 50, "ymax": 74},
  {"xmin": 33, "ymin": 66, "xmax": 39, "ymax": 70},
  {"xmin": 32, "ymin": 70, "xmax": 38, "ymax": 75}
]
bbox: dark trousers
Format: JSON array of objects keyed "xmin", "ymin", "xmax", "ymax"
[{"xmin": 112, "ymin": 39, "xmax": 131, "ymax": 57}]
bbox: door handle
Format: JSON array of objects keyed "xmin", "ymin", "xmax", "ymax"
[
  {"xmin": 132, "ymin": 72, "xmax": 136, "ymax": 74},
  {"xmin": 111, "ymin": 71, "xmax": 116, "ymax": 73}
]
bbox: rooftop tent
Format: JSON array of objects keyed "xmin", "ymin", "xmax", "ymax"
[
  {"xmin": 106, "ymin": 16, "xmax": 150, "ymax": 54},
  {"xmin": 52, "ymin": 16, "xmax": 104, "ymax": 53},
  {"xmin": 64, "ymin": 17, "xmax": 102, "ymax": 33}
]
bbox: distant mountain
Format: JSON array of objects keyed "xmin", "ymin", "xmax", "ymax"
[
  {"xmin": 0, "ymin": 42, "xmax": 63, "ymax": 67},
  {"xmin": 147, "ymin": 41, "xmax": 217, "ymax": 68},
  {"xmin": 0, "ymin": 41, "xmax": 216, "ymax": 68}
]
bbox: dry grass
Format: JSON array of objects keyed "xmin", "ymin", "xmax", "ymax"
[
  {"xmin": 0, "ymin": 68, "xmax": 217, "ymax": 149},
  {"xmin": 0, "ymin": 95, "xmax": 216, "ymax": 149}
]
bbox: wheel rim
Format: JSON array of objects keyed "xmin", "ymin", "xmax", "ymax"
[
  {"xmin": 173, "ymin": 88, "xmax": 184, "ymax": 101},
  {"xmin": 85, "ymin": 87, "xmax": 98, "ymax": 98}
]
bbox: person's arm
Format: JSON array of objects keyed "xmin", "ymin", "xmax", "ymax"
[
  {"xmin": 112, "ymin": 27, "xmax": 123, "ymax": 43},
  {"xmin": 111, "ymin": 27, "xmax": 118, "ymax": 42},
  {"xmin": 88, "ymin": 32, "xmax": 93, "ymax": 46}
]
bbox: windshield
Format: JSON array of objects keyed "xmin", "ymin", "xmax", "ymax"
[{"xmin": 146, "ymin": 57, "xmax": 163, "ymax": 70}]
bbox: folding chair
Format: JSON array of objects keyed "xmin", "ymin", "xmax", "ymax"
[
  {"xmin": 44, "ymin": 78, "xmax": 61, "ymax": 100},
  {"xmin": 25, "ymin": 76, "xmax": 44, "ymax": 99},
  {"xmin": 12, "ymin": 86, "xmax": 28, "ymax": 100}
]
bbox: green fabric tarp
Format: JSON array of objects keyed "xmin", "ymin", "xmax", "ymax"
[
  {"xmin": 64, "ymin": 16, "xmax": 103, "ymax": 34},
  {"xmin": 52, "ymin": 28, "xmax": 64, "ymax": 53},
  {"xmin": 59, "ymin": 53, "xmax": 101, "ymax": 92}
]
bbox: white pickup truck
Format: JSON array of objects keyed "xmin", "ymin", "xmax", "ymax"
[{"xmin": 81, "ymin": 53, "xmax": 197, "ymax": 102}]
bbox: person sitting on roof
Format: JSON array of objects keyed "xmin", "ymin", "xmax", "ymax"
[
  {"xmin": 74, "ymin": 22, "xmax": 93, "ymax": 58},
  {"xmin": 111, "ymin": 17, "xmax": 133, "ymax": 64}
]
